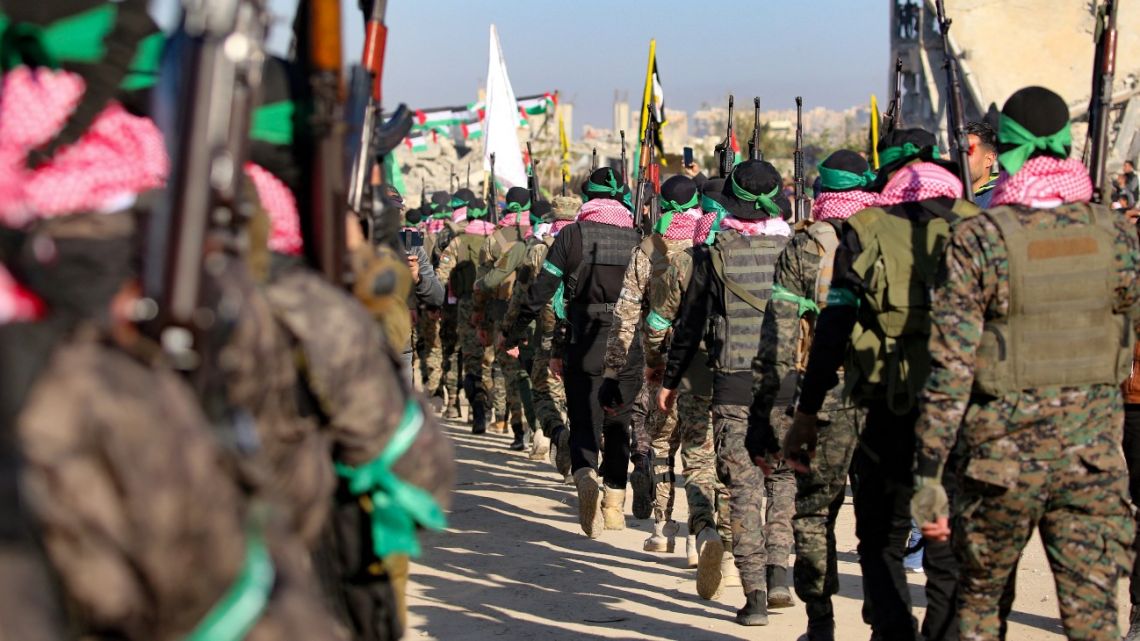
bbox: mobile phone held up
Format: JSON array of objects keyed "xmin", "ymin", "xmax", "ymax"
[{"xmin": 683, "ymin": 146, "xmax": 694, "ymax": 168}]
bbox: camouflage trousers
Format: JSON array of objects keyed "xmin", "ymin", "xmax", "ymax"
[
  {"xmin": 530, "ymin": 323, "xmax": 565, "ymax": 434},
  {"xmin": 437, "ymin": 303, "xmax": 460, "ymax": 403},
  {"xmin": 792, "ymin": 405, "xmax": 862, "ymax": 614},
  {"xmin": 954, "ymin": 450, "xmax": 1134, "ymax": 640},
  {"xmin": 417, "ymin": 309, "xmax": 442, "ymax": 393},
  {"xmin": 482, "ymin": 318, "xmax": 524, "ymax": 430},
  {"xmin": 457, "ymin": 298, "xmax": 484, "ymax": 407},
  {"xmin": 713, "ymin": 403, "xmax": 796, "ymax": 594}
]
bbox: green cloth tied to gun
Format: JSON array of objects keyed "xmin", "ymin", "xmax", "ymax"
[
  {"xmin": 335, "ymin": 401, "xmax": 448, "ymax": 559},
  {"xmin": 183, "ymin": 528, "xmax": 275, "ymax": 641}
]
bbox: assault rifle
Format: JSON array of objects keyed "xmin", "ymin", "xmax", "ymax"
[
  {"xmin": 526, "ymin": 141, "xmax": 540, "ymax": 205},
  {"xmin": 794, "ymin": 96, "xmax": 811, "ymax": 223},
  {"xmin": 345, "ymin": 0, "xmax": 412, "ymax": 245},
  {"xmin": 715, "ymin": 95, "xmax": 735, "ymax": 177},
  {"xmin": 488, "ymin": 152, "xmax": 499, "ymax": 224},
  {"xmin": 934, "ymin": 0, "xmax": 973, "ymax": 201},
  {"xmin": 591, "ymin": 147, "xmax": 598, "ymax": 171},
  {"xmin": 466, "ymin": 162, "xmax": 471, "ymax": 188},
  {"xmin": 748, "ymin": 97, "xmax": 763, "ymax": 161},
  {"xmin": 881, "ymin": 57, "xmax": 903, "ymax": 134},
  {"xmin": 619, "ymin": 129, "xmax": 628, "ymax": 186},
  {"xmin": 1087, "ymin": 0, "xmax": 1119, "ymax": 203},
  {"xmin": 143, "ymin": 0, "xmax": 269, "ymax": 371},
  {"xmin": 632, "ymin": 121, "xmax": 659, "ymax": 234}
]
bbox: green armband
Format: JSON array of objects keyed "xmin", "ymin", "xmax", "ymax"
[
  {"xmin": 542, "ymin": 260, "xmax": 564, "ymax": 278},
  {"xmin": 771, "ymin": 284, "xmax": 820, "ymax": 317},
  {"xmin": 825, "ymin": 287, "xmax": 859, "ymax": 308},
  {"xmin": 335, "ymin": 401, "xmax": 448, "ymax": 559},
  {"xmin": 183, "ymin": 529, "xmax": 274, "ymax": 641},
  {"xmin": 646, "ymin": 309, "xmax": 673, "ymax": 331}
]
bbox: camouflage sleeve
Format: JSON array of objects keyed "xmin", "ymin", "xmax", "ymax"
[
  {"xmin": 471, "ymin": 237, "xmax": 497, "ymax": 313},
  {"xmin": 603, "ymin": 247, "xmax": 651, "ymax": 377},
  {"xmin": 503, "ymin": 243, "xmax": 545, "ymax": 331},
  {"xmin": 1111, "ymin": 217, "xmax": 1140, "ymax": 318},
  {"xmin": 644, "ymin": 252, "xmax": 693, "ymax": 371},
  {"xmin": 914, "ymin": 217, "xmax": 997, "ymax": 476},
  {"xmin": 753, "ymin": 237, "xmax": 811, "ymax": 418},
  {"xmin": 435, "ymin": 238, "xmax": 460, "ymax": 286}
]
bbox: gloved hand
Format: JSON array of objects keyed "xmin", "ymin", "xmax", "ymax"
[
  {"xmin": 782, "ymin": 411, "xmax": 819, "ymax": 473},
  {"xmin": 911, "ymin": 475, "xmax": 950, "ymax": 541},
  {"xmin": 598, "ymin": 377, "xmax": 624, "ymax": 412},
  {"xmin": 745, "ymin": 409, "xmax": 780, "ymax": 464}
]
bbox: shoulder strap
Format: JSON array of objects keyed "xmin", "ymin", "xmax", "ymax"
[{"xmin": 710, "ymin": 243, "xmax": 769, "ymax": 312}]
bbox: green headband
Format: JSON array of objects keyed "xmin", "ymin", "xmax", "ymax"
[
  {"xmin": 997, "ymin": 114, "xmax": 1072, "ymax": 176},
  {"xmin": 505, "ymin": 199, "xmax": 531, "ymax": 214},
  {"xmin": 817, "ymin": 164, "xmax": 877, "ymax": 191},
  {"xmin": 878, "ymin": 142, "xmax": 941, "ymax": 167},
  {"xmin": 467, "ymin": 206, "xmax": 488, "ymax": 219},
  {"xmin": 654, "ymin": 192, "xmax": 699, "ymax": 234},
  {"xmin": 0, "ymin": 5, "xmax": 115, "ymax": 70},
  {"xmin": 448, "ymin": 197, "xmax": 470, "ymax": 208},
  {"xmin": 250, "ymin": 100, "xmax": 295, "ymax": 145},
  {"xmin": 729, "ymin": 174, "xmax": 782, "ymax": 217},
  {"xmin": 699, "ymin": 196, "xmax": 731, "ymax": 246},
  {"xmin": 585, "ymin": 171, "xmax": 625, "ymax": 198}
]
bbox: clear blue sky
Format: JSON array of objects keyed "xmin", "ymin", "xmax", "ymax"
[{"xmin": 157, "ymin": 0, "xmax": 890, "ymax": 137}]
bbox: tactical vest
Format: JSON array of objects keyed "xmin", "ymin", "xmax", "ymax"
[
  {"xmin": 450, "ymin": 232, "xmax": 482, "ymax": 297},
  {"xmin": 843, "ymin": 199, "xmax": 979, "ymax": 414},
  {"xmin": 973, "ymin": 203, "xmax": 1133, "ymax": 394},
  {"xmin": 708, "ymin": 229, "xmax": 788, "ymax": 372},
  {"xmin": 489, "ymin": 226, "xmax": 529, "ymax": 301},
  {"xmin": 566, "ymin": 221, "xmax": 640, "ymax": 322}
]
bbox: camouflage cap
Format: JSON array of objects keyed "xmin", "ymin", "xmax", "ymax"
[{"xmin": 551, "ymin": 195, "xmax": 579, "ymax": 221}]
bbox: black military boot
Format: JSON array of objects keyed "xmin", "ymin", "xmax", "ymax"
[
  {"xmin": 1126, "ymin": 605, "xmax": 1140, "ymax": 641},
  {"xmin": 735, "ymin": 590, "xmax": 769, "ymax": 626},
  {"xmin": 767, "ymin": 565, "xmax": 794, "ymax": 608},
  {"xmin": 471, "ymin": 400, "xmax": 487, "ymax": 435},
  {"xmin": 628, "ymin": 451, "xmax": 653, "ymax": 520},
  {"xmin": 509, "ymin": 423, "xmax": 526, "ymax": 451},
  {"xmin": 799, "ymin": 600, "xmax": 836, "ymax": 641}
]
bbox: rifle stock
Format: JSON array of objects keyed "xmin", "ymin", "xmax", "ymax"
[
  {"xmin": 882, "ymin": 57, "xmax": 903, "ymax": 134},
  {"xmin": 619, "ymin": 129, "xmax": 627, "ymax": 187},
  {"xmin": 935, "ymin": 0, "xmax": 973, "ymax": 202}
]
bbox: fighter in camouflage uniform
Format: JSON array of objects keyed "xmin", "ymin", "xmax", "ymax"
[
  {"xmin": 660, "ymin": 161, "xmax": 792, "ymax": 624},
  {"xmin": 437, "ymin": 197, "xmax": 498, "ymax": 433},
  {"xmin": 598, "ymin": 175, "xmax": 703, "ymax": 551},
  {"xmin": 422, "ymin": 189, "xmax": 474, "ymax": 407},
  {"xmin": 789, "ymin": 129, "xmax": 979, "ymax": 641},
  {"xmin": 912, "ymin": 87, "xmax": 1137, "ymax": 641},
  {"xmin": 503, "ymin": 195, "xmax": 577, "ymax": 470},
  {"xmin": 474, "ymin": 187, "xmax": 533, "ymax": 447},
  {"xmin": 646, "ymin": 181, "xmax": 734, "ymax": 588},
  {"xmin": 746, "ymin": 150, "xmax": 875, "ymax": 641}
]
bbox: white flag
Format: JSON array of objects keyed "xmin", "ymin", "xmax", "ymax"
[{"xmin": 483, "ymin": 24, "xmax": 527, "ymax": 190}]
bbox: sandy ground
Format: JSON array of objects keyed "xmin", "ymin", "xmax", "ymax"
[{"xmin": 406, "ymin": 418, "xmax": 1132, "ymax": 640}]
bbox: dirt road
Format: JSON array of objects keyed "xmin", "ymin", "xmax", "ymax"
[{"xmin": 406, "ymin": 419, "xmax": 1131, "ymax": 640}]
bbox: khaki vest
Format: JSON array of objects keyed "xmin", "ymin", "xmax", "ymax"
[
  {"xmin": 450, "ymin": 232, "xmax": 483, "ymax": 297},
  {"xmin": 844, "ymin": 200, "xmax": 979, "ymax": 413},
  {"xmin": 974, "ymin": 203, "xmax": 1133, "ymax": 394},
  {"xmin": 709, "ymin": 229, "xmax": 789, "ymax": 372}
]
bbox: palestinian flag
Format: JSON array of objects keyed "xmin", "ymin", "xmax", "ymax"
[
  {"xmin": 518, "ymin": 93, "xmax": 556, "ymax": 117},
  {"xmin": 405, "ymin": 131, "xmax": 429, "ymax": 153},
  {"xmin": 730, "ymin": 128, "xmax": 742, "ymax": 165},
  {"xmin": 462, "ymin": 120, "xmax": 483, "ymax": 140}
]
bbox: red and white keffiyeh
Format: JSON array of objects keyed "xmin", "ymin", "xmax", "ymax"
[
  {"xmin": 719, "ymin": 215, "xmax": 792, "ymax": 238},
  {"xmin": 575, "ymin": 198, "xmax": 633, "ymax": 228},
  {"xmin": 693, "ymin": 210, "xmax": 719, "ymax": 245},
  {"xmin": 497, "ymin": 212, "xmax": 532, "ymax": 236},
  {"xmin": 426, "ymin": 218, "xmax": 448, "ymax": 234},
  {"xmin": 0, "ymin": 67, "xmax": 168, "ymax": 227},
  {"xmin": 662, "ymin": 208, "xmax": 702, "ymax": 240},
  {"xmin": 464, "ymin": 219, "xmax": 496, "ymax": 236},
  {"xmin": 813, "ymin": 190, "xmax": 876, "ymax": 221},
  {"xmin": 551, "ymin": 219, "xmax": 574, "ymax": 235},
  {"xmin": 0, "ymin": 264, "xmax": 45, "ymax": 324},
  {"xmin": 989, "ymin": 156, "xmax": 1093, "ymax": 208},
  {"xmin": 452, "ymin": 206, "xmax": 467, "ymax": 223},
  {"xmin": 873, "ymin": 162, "xmax": 963, "ymax": 207},
  {"xmin": 244, "ymin": 162, "xmax": 303, "ymax": 256}
]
